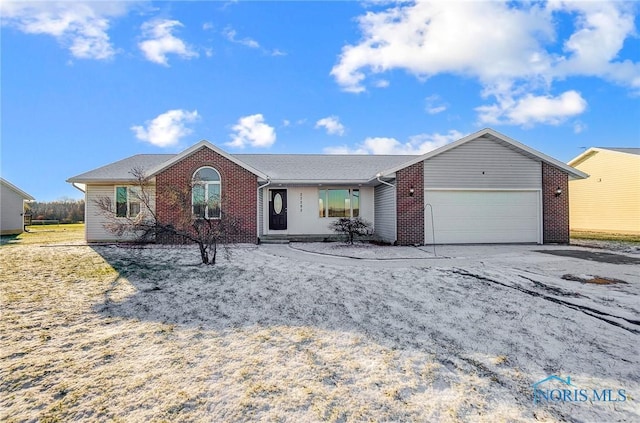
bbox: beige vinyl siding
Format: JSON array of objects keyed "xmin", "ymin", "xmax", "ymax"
[
  {"xmin": 570, "ymin": 150, "xmax": 640, "ymax": 233},
  {"xmin": 374, "ymin": 183, "xmax": 396, "ymax": 243},
  {"xmin": 86, "ymin": 184, "xmax": 156, "ymax": 242},
  {"xmin": 424, "ymin": 136, "xmax": 541, "ymax": 189}
]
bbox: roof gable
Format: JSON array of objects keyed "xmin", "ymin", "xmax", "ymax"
[
  {"xmin": 146, "ymin": 140, "xmax": 268, "ymax": 180},
  {"xmin": 378, "ymin": 128, "xmax": 588, "ymax": 180},
  {"xmin": 1, "ymin": 178, "xmax": 35, "ymax": 200},
  {"xmin": 600, "ymin": 147, "xmax": 640, "ymax": 156},
  {"xmin": 569, "ymin": 147, "xmax": 640, "ymax": 167}
]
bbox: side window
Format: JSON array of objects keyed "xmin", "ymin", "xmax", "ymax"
[
  {"xmin": 116, "ymin": 187, "xmax": 127, "ymax": 217},
  {"xmin": 115, "ymin": 186, "xmax": 141, "ymax": 218}
]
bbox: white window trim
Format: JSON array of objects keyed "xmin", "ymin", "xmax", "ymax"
[
  {"xmin": 192, "ymin": 166, "xmax": 222, "ymax": 220},
  {"xmin": 114, "ymin": 186, "xmax": 141, "ymax": 218},
  {"xmin": 318, "ymin": 188, "xmax": 360, "ymax": 218}
]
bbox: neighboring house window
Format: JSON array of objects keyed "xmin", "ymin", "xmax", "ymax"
[
  {"xmin": 192, "ymin": 167, "xmax": 221, "ymax": 219},
  {"xmin": 318, "ymin": 189, "xmax": 359, "ymax": 218},
  {"xmin": 115, "ymin": 187, "xmax": 141, "ymax": 218}
]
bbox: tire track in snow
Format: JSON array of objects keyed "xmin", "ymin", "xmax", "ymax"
[{"xmin": 450, "ymin": 269, "xmax": 640, "ymax": 335}]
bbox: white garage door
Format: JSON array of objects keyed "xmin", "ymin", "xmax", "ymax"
[{"xmin": 424, "ymin": 190, "xmax": 541, "ymax": 244}]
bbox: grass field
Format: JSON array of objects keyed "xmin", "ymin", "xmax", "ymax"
[
  {"xmin": 0, "ymin": 224, "xmax": 85, "ymax": 246},
  {"xmin": 570, "ymin": 230, "xmax": 640, "ymax": 243}
]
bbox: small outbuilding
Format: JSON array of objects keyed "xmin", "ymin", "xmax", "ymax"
[
  {"xmin": 1, "ymin": 178, "xmax": 35, "ymax": 235},
  {"xmin": 568, "ymin": 147, "xmax": 640, "ymax": 234}
]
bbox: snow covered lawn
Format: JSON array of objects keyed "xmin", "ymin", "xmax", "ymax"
[{"xmin": 1, "ymin": 241, "xmax": 638, "ymax": 422}]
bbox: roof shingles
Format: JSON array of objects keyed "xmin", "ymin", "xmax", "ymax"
[{"xmin": 67, "ymin": 153, "xmax": 418, "ymax": 183}]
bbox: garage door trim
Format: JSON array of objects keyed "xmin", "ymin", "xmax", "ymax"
[{"xmin": 424, "ymin": 188, "xmax": 542, "ymax": 245}]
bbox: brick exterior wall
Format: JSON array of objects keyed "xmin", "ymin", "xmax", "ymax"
[
  {"xmin": 396, "ymin": 162, "xmax": 425, "ymax": 245},
  {"xmin": 542, "ymin": 162, "xmax": 569, "ymax": 244},
  {"xmin": 155, "ymin": 147, "xmax": 258, "ymax": 244}
]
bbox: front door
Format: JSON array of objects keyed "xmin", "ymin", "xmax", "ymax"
[{"xmin": 269, "ymin": 189, "xmax": 287, "ymax": 230}]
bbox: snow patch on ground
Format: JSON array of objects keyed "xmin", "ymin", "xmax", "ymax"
[
  {"xmin": 1, "ymin": 242, "xmax": 638, "ymax": 422},
  {"xmin": 571, "ymin": 239, "xmax": 640, "ymax": 255},
  {"xmin": 289, "ymin": 242, "xmax": 437, "ymax": 259}
]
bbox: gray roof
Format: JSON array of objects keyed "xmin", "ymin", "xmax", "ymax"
[
  {"xmin": 599, "ymin": 147, "xmax": 640, "ymax": 155},
  {"xmin": 67, "ymin": 152, "xmax": 418, "ymax": 183},
  {"xmin": 235, "ymin": 154, "xmax": 417, "ymax": 181},
  {"xmin": 68, "ymin": 154, "xmax": 172, "ymax": 183}
]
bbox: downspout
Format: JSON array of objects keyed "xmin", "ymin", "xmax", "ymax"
[
  {"xmin": 375, "ymin": 173, "xmax": 397, "ymax": 244},
  {"xmin": 256, "ymin": 178, "xmax": 271, "ymax": 242}
]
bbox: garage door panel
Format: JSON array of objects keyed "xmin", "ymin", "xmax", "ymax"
[{"xmin": 425, "ymin": 190, "xmax": 540, "ymax": 244}]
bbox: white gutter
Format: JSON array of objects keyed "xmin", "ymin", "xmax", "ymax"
[
  {"xmin": 71, "ymin": 182, "xmax": 86, "ymax": 193},
  {"xmin": 256, "ymin": 178, "xmax": 271, "ymax": 240},
  {"xmin": 267, "ymin": 179, "xmax": 372, "ymax": 185},
  {"xmin": 376, "ymin": 173, "xmax": 395, "ymax": 188}
]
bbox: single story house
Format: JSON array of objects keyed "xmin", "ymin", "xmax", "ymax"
[
  {"xmin": 67, "ymin": 128, "xmax": 587, "ymax": 245},
  {"xmin": 568, "ymin": 147, "xmax": 640, "ymax": 234},
  {"xmin": 1, "ymin": 178, "xmax": 35, "ymax": 235}
]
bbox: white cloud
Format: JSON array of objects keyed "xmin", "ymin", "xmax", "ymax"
[
  {"xmin": 374, "ymin": 79, "xmax": 390, "ymax": 88},
  {"xmin": 477, "ymin": 90, "xmax": 587, "ymax": 126},
  {"xmin": 573, "ymin": 121, "xmax": 587, "ymax": 134},
  {"xmin": 227, "ymin": 114, "xmax": 276, "ymax": 148},
  {"xmin": 223, "ymin": 26, "xmax": 260, "ymax": 49},
  {"xmin": 425, "ymin": 95, "xmax": 447, "ymax": 115},
  {"xmin": 332, "ymin": 1, "xmax": 639, "ymax": 126},
  {"xmin": 549, "ymin": 1, "xmax": 639, "ymax": 87},
  {"xmin": 0, "ymin": 2, "xmax": 130, "ymax": 60},
  {"xmin": 315, "ymin": 116, "xmax": 345, "ymax": 136},
  {"xmin": 223, "ymin": 26, "xmax": 286, "ymax": 57},
  {"xmin": 331, "ymin": 2, "xmax": 553, "ymax": 93},
  {"xmin": 131, "ymin": 109, "xmax": 199, "ymax": 147},
  {"xmin": 270, "ymin": 49, "xmax": 287, "ymax": 57},
  {"xmin": 324, "ymin": 130, "xmax": 463, "ymax": 155},
  {"xmin": 138, "ymin": 19, "xmax": 198, "ymax": 66}
]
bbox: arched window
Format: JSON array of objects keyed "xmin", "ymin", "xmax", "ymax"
[{"xmin": 192, "ymin": 167, "xmax": 221, "ymax": 219}]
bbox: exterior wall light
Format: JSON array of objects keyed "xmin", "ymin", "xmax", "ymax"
[
  {"xmin": 555, "ymin": 187, "xmax": 562, "ymax": 197},
  {"xmin": 409, "ymin": 187, "xmax": 415, "ymax": 197}
]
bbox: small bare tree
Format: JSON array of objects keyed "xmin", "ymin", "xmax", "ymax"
[
  {"xmin": 95, "ymin": 167, "xmax": 241, "ymax": 265},
  {"xmin": 329, "ymin": 217, "xmax": 373, "ymax": 245}
]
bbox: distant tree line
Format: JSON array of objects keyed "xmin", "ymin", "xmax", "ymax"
[{"xmin": 27, "ymin": 199, "xmax": 84, "ymax": 223}]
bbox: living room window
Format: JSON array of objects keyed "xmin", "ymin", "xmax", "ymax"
[
  {"xmin": 115, "ymin": 186, "xmax": 141, "ymax": 218},
  {"xmin": 192, "ymin": 167, "xmax": 221, "ymax": 219},
  {"xmin": 318, "ymin": 188, "xmax": 360, "ymax": 218}
]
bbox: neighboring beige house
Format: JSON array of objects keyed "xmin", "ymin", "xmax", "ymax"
[
  {"xmin": 1, "ymin": 178, "xmax": 35, "ymax": 235},
  {"xmin": 568, "ymin": 147, "xmax": 640, "ymax": 234}
]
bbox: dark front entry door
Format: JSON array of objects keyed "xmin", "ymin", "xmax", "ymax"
[{"xmin": 269, "ymin": 189, "xmax": 287, "ymax": 230}]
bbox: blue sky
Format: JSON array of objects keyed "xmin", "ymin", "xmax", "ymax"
[{"xmin": 1, "ymin": 1, "xmax": 639, "ymax": 201}]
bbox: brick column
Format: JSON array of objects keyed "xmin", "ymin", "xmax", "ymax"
[
  {"xmin": 542, "ymin": 163, "xmax": 569, "ymax": 244},
  {"xmin": 396, "ymin": 162, "xmax": 424, "ymax": 245}
]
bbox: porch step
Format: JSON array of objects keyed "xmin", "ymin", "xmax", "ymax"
[
  {"xmin": 260, "ymin": 234, "xmax": 376, "ymax": 244},
  {"xmin": 259, "ymin": 238, "xmax": 290, "ymax": 244}
]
